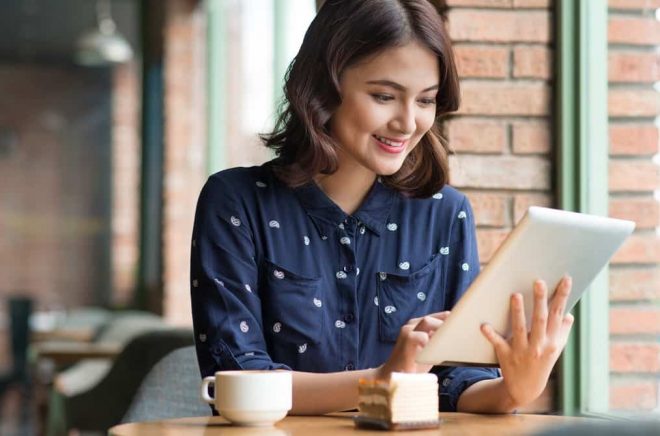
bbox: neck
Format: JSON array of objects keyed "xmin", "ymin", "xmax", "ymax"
[{"xmin": 315, "ymin": 162, "xmax": 377, "ymax": 215}]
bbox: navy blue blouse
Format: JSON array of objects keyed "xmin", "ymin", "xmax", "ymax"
[{"xmin": 190, "ymin": 162, "xmax": 498, "ymax": 411}]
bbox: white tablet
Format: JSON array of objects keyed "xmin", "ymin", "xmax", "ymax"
[{"xmin": 416, "ymin": 207, "xmax": 635, "ymax": 366}]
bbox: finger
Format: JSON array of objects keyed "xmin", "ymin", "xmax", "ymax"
[
  {"xmin": 412, "ymin": 315, "xmax": 444, "ymax": 334},
  {"xmin": 510, "ymin": 293, "xmax": 528, "ymax": 349},
  {"xmin": 558, "ymin": 313, "xmax": 575, "ymax": 345},
  {"xmin": 529, "ymin": 280, "xmax": 548, "ymax": 347},
  {"xmin": 406, "ymin": 311, "xmax": 450, "ymax": 326},
  {"xmin": 481, "ymin": 323, "xmax": 510, "ymax": 356},
  {"xmin": 547, "ymin": 276, "xmax": 572, "ymax": 337},
  {"xmin": 405, "ymin": 331, "xmax": 430, "ymax": 350}
]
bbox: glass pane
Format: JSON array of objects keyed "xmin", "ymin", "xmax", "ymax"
[
  {"xmin": 223, "ymin": 0, "xmax": 316, "ymax": 167},
  {"xmin": 607, "ymin": 2, "xmax": 660, "ymax": 416},
  {"xmin": 0, "ymin": 0, "xmax": 141, "ymax": 310}
]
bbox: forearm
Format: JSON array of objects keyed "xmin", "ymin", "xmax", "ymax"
[
  {"xmin": 456, "ymin": 377, "xmax": 518, "ymax": 414},
  {"xmin": 291, "ymin": 368, "xmax": 380, "ymax": 415}
]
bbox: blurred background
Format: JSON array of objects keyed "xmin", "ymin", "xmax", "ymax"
[{"xmin": 0, "ymin": 0, "xmax": 657, "ymax": 434}]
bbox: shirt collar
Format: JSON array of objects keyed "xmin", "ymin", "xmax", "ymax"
[{"xmin": 294, "ymin": 179, "xmax": 396, "ymax": 237}]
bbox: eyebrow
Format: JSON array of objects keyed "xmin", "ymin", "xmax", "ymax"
[{"xmin": 366, "ymin": 79, "xmax": 439, "ymax": 93}]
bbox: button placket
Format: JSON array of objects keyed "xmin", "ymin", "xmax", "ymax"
[{"xmin": 336, "ymin": 217, "xmax": 359, "ymax": 376}]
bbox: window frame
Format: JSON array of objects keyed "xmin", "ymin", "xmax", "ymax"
[{"xmin": 556, "ymin": 0, "xmax": 610, "ymax": 416}]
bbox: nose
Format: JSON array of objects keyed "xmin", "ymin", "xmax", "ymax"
[{"xmin": 390, "ymin": 101, "xmax": 416, "ymax": 135}]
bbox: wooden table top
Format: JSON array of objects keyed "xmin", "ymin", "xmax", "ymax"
[{"xmin": 109, "ymin": 412, "xmax": 595, "ymax": 436}]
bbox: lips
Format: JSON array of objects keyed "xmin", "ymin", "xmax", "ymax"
[
  {"xmin": 372, "ymin": 135, "xmax": 407, "ymax": 147},
  {"xmin": 372, "ymin": 134, "xmax": 409, "ymax": 155}
]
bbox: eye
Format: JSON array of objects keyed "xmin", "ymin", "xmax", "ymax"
[
  {"xmin": 371, "ymin": 93, "xmax": 394, "ymax": 103},
  {"xmin": 418, "ymin": 97, "xmax": 437, "ymax": 107}
]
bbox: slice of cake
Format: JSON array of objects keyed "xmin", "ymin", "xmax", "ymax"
[{"xmin": 356, "ymin": 372, "xmax": 440, "ymax": 430}]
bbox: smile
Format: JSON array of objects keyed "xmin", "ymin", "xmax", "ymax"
[{"xmin": 372, "ymin": 135, "xmax": 407, "ymax": 147}]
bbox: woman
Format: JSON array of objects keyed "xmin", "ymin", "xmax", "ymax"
[{"xmin": 191, "ymin": 0, "xmax": 574, "ymax": 414}]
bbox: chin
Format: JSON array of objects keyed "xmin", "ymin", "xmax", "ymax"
[{"xmin": 372, "ymin": 161, "xmax": 406, "ymax": 177}]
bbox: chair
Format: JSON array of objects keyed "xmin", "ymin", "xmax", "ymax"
[
  {"xmin": 121, "ymin": 345, "xmax": 211, "ymax": 423},
  {"xmin": 46, "ymin": 327, "xmax": 194, "ymax": 436},
  {"xmin": 0, "ymin": 296, "xmax": 33, "ymax": 424}
]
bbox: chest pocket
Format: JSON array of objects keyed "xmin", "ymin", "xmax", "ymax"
[
  {"xmin": 261, "ymin": 259, "xmax": 324, "ymax": 346},
  {"xmin": 376, "ymin": 254, "xmax": 444, "ymax": 342}
]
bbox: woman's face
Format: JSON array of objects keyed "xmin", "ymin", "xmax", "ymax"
[{"xmin": 329, "ymin": 40, "xmax": 440, "ymax": 177}]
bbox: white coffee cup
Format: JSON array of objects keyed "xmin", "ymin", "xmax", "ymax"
[{"xmin": 201, "ymin": 370, "xmax": 292, "ymax": 426}]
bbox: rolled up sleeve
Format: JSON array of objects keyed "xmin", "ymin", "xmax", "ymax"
[{"xmin": 190, "ymin": 175, "xmax": 290, "ymax": 379}]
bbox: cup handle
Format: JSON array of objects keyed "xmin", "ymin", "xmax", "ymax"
[{"xmin": 201, "ymin": 376, "xmax": 215, "ymax": 405}]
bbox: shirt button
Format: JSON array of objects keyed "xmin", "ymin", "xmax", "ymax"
[
  {"xmin": 345, "ymin": 362, "xmax": 355, "ymax": 371},
  {"xmin": 344, "ymin": 313, "xmax": 355, "ymax": 323},
  {"xmin": 343, "ymin": 265, "xmax": 355, "ymax": 273}
]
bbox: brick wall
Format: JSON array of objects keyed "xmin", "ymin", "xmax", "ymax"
[
  {"xmin": 606, "ymin": 0, "xmax": 660, "ymax": 412},
  {"xmin": 0, "ymin": 66, "xmax": 113, "ymax": 308},
  {"xmin": 162, "ymin": 0, "xmax": 207, "ymax": 325},
  {"xmin": 445, "ymin": 0, "xmax": 555, "ymax": 413},
  {"xmin": 111, "ymin": 61, "xmax": 141, "ymax": 308}
]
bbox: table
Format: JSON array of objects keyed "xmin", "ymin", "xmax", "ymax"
[
  {"xmin": 34, "ymin": 341, "xmax": 122, "ymax": 365},
  {"xmin": 109, "ymin": 412, "xmax": 594, "ymax": 435}
]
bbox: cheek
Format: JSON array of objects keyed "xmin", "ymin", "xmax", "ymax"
[
  {"xmin": 408, "ymin": 114, "xmax": 436, "ymax": 151},
  {"xmin": 417, "ymin": 112, "xmax": 436, "ymax": 134},
  {"xmin": 333, "ymin": 100, "xmax": 378, "ymax": 140}
]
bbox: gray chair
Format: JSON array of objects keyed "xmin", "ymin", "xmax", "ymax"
[
  {"xmin": 121, "ymin": 345, "xmax": 211, "ymax": 423},
  {"xmin": 46, "ymin": 327, "xmax": 194, "ymax": 436}
]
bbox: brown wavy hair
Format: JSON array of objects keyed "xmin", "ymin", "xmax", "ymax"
[{"xmin": 261, "ymin": 0, "xmax": 459, "ymax": 198}]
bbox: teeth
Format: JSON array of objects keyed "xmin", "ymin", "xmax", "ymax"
[{"xmin": 375, "ymin": 135, "xmax": 404, "ymax": 147}]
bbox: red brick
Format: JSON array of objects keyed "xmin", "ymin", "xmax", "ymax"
[
  {"xmin": 477, "ymin": 228, "xmax": 511, "ymax": 263},
  {"xmin": 447, "ymin": 0, "xmax": 512, "ymax": 7},
  {"xmin": 512, "ymin": 120, "xmax": 552, "ymax": 154},
  {"xmin": 609, "ymin": 17, "xmax": 660, "ymax": 46},
  {"xmin": 448, "ymin": 10, "xmax": 551, "ymax": 43},
  {"xmin": 513, "ymin": 0, "xmax": 550, "ymax": 6},
  {"xmin": 446, "ymin": 118, "xmax": 508, "ymax": 153},
  {"xmin": 610, "ymin": 267, "xmax": 660, "ymax": 301},
  {"xmin": 610, "ymin": 307, "xmax": 660, "ymax": 334},
  {"xmin": 163, "ymin": 0, "xmax": 208, "ymax": 324},
  {"xmin": 608, "ymin": 51, "xmax": 660, "ymax": 83},
  {"xmin": 608, "ymin": 89, "xmax": 660, "ymax": 118},
  {"xmin": 454, "ymin": 45, "xmax": 509, "ymax": 78},
  {"xmin": 513, "ymin": 193, "xmax": 553, "ymax": 223},
  {"xmin": 610, "ymin": 342, "xmax": 660, "ymax": 373},
  {"xmin": 609, "ymin": 124, "xmax": 659, "ymax": 156},
  {"xmin": 459, "ymin": 82, "xmax": 551, "ymax": 116},
  {"xmin": 513, "ymin": 45, "xmax": 552, "ymax": 79},
  {"xmin": 466, "ymin": 192, "xmax": 510, "ymax": 227},
  {"xmin": 608, "ymin": 0, "xmax": 660, "ymax": 10},
  {"xmin": 609, "ymin": 160, "xmax": 659, "ymax": 192},
  {"xmin": 449, "ymin": 155, "xmax": 551, "ymax": 190},
  {"xmin": 610, "ymin": 379, "xmax": 657, "ymax": 411},
  {"xmin": 611, "ymin": 234, "xmax": 660, "ymax": 264},
  {"xmin": 609, "ymin": 197, "xmax": 660, "ymax": 229}
]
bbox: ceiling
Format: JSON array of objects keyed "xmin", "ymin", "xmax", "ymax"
[{"xmin": 0, "ymin": 0, "xmax": 139, "ymax": 63}]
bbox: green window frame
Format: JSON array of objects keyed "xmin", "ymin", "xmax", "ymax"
[
  {"xmin": 556, "ymin": 0, "xmax": 610, "ymax": 416},
  {"xmin": 206, "ymin": 0, "xmax": 227, "ymax": 174}
]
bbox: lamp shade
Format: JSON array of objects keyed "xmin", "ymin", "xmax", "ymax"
[{"xmin": 75, "ymin": 25, "xmax": 133, "ymax": 66}]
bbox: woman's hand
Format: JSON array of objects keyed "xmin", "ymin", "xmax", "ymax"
[
  {"xmin": 481, "ymin": 276, "xmax": 575, "ymax": 409},
  {"xmin": 377, "ymin": 311, "xmax": 450, "ymax": 379}
]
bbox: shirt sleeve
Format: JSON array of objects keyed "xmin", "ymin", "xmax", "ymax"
[
  {"xmin": 190, "ymin": 175, "xmax": 291, "ymax": 379},
  {"xmin": 431, "ymin": 195, "xmax": 499, "ymax": 412}
]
